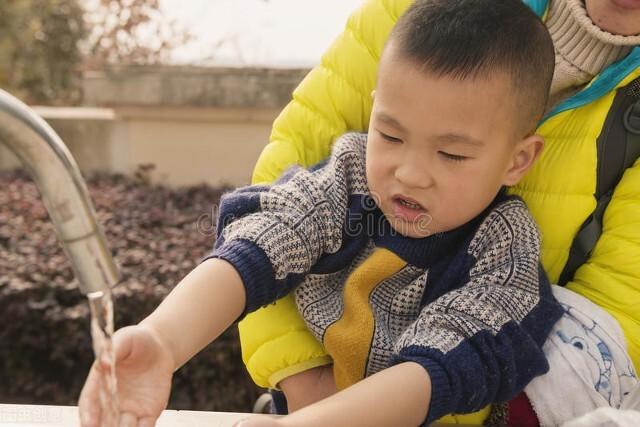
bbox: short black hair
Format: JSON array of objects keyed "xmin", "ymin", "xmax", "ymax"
[{"xmin": 388, "ymin": 0, "xmax": 555, "ymax": 135}]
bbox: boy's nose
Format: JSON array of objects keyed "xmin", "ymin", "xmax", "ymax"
[{"xmin": 394, "ymin": 161, "xmax": 433, "ymax": 190}]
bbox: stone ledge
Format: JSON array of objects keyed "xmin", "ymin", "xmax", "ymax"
[
  {"xmin": 0, "ymin": 104, "xmax": 274, "ymax": 187},
  {"xmin": 83, "ymin": 65, "xmax": 310, "ymax": 109},
  {"xmin": 32, "ymin": 106, "xmax": 116, "ymax": 120}
]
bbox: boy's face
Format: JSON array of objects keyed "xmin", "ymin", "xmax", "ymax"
[{"xmin": 366, "ymin": 48, "xmax": 542, "ymax": 238}]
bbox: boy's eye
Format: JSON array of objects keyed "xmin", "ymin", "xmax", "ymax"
[
  {"xmin": 378, "ymin": 131, "xmax": 402, "ymax": 143},
  {"xmin": 439, "ymin": 151, "xmax": 468, "ymax": 162}
]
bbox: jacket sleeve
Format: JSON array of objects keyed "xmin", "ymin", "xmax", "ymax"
[
  {"xmin": 239, "ymin": 0, "xmax": 413, "ymax": 389},
  {"xmin": 392, "ymin": 199, "xmax": 564, "ymax": 425},
  {"xmin": 212, "ymin": 135, "xmax": 368, "ymax": 316},
  {"xmin": 567, "ymin": 159, "xmax": 640, "ymax": 373}
]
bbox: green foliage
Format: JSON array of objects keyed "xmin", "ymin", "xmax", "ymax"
[
  {"xmin": 0, "ymin": 0, "xmax": 189, "ymax": 104},
  {"xmin": 0, "ymin": 0, "xmax": 86, "ymax": 104}
]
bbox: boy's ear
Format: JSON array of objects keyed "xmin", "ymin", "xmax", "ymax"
[{"xmin": 503, "ymin": 134, "xmax": 544, "ymax": 186}]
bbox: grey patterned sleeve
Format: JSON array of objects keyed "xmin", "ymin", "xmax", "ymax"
[
  {"xmin": 212, "ymin": 132, "xmax": 370, "ymax": 312},
  {"xmin": 392, "ymin": 199, "xmax": 564, "ymax": 425}
]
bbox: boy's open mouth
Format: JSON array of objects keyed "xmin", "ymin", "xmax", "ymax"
[
  {"xmin": 393, "ymin": 195, "xmax": 425, "ymax": 211},
  {"xmin": 391, "ymin": 195, "xmax": 428, "ymax": 224}
]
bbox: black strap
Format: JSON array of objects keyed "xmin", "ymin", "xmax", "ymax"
[{"xmin": 558, "ymin": 77, "xmax": 640, "ymax": 286}]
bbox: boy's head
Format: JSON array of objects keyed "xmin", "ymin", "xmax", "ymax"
[{"xmin": 366, "ymin": 0, "xmax": 554, "ymax": 238}]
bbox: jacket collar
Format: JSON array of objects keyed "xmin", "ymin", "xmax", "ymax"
[{"xmin": 522, "ymin": 0, "xmax": 640, "ymax": 123}]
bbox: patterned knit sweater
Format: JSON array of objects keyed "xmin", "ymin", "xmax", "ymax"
[{"xmin": 211, "ymin": 132, "xmax": 564, "ymax": 424}]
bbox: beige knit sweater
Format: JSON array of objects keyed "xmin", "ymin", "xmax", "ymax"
[{"xmin": 546, "ymin": 0, "xmax": 640, "ymax": 108}]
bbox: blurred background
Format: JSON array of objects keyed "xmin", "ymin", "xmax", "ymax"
[
  {"xmin": 1, "ymin": 0, "xmax": 362, "ymax": 104},
  {"xmin": 163, "ymin": 0, "xmax": 363, "ymax": 67},
  {"xmin": 0, "ymin": 0, "xmax": 365, "ymax": 187},
  {"xmin": 0, "ymin": 0, "xmax": 362, "ymax": 414}
]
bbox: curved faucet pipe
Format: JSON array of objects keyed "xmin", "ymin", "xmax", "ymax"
[{"xmin": 0, "ymin": 89, "xmax": 118, "ymax": 295}]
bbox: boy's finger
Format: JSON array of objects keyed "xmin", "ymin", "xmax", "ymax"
[
  {"xmin": 98, "ymin": 353, "xmax": 112, "ymax": 371},
  {"xmin": 78, "ymin": 370, "xmax": 102, "ymax": 427},
  {"xmin": 138, "ymin": 416, "xmax": 157, "ymax": 427},
  {"xmin": 117, "ymin": 411, "xmax": 137, "ymax": 427}
]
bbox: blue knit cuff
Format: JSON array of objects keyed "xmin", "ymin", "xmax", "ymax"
[
  {"xmin": 419, "ymin": 359, "xmax": 453, "ymax": 425},
  {"xmin": 206, "ymin": 239, "xmax": 277, "ymax": 315},
  {"xmin": 391, "ymin": 353, "xmax": 452, "ymax": 426}
]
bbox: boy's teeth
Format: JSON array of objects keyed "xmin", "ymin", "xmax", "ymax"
[{"xmin": 400, "ymin": 199, "xmax": 420, "ymax": 209}]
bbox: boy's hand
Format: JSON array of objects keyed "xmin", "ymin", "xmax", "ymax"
[
  {"xmin": 78, "ymin": 258, "xmax": 247, "ymax": 426},
  {"xmin": 78, "ymin": 324, "xmax": 175, "ymax": 427}
]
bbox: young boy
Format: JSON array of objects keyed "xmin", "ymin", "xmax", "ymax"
[{"xmin": 79, "ymin": 0, "xmax": 567, "ymax": 425}]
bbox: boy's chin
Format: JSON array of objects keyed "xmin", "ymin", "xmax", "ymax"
[{"xmin": 388, "ymin": 219, "xmax": 435, "ymax": 239}]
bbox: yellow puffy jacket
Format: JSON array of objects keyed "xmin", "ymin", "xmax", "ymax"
[{"xmin": 239, "ymin": 0, "xmax": 640, "ymax": 423}]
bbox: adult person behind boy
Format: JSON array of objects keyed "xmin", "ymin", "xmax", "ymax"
[
  {"xmin": 239, "ymin": 0, "xmax": 640, "ymax": 421},
  {"xmin": 78, "ymin": 1, "xmax": 567, "ymax": 426}
]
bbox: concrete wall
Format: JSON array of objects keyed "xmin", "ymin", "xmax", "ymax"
[
  {"xmin": 83, "ymin": 66, "xmax": 309, "ymax": 109},
  {"xmin": 0, "ymin": 65, "xmax": 310, "ymax": 187}
]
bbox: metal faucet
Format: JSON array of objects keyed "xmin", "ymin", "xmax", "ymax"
[{"xmin": 0, "ymin": 89, "xmax": 118, "ymax": 295}]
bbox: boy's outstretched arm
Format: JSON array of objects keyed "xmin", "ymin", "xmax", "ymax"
[
  {"xmin": 141, "ymin": 258, "xmax": 246, "ymax": 369},
  {"xmin": 239, "ymin": 362, "xmax": 431, "ymax": 427},
  {"xmin": 79, "ymin": 258, "xmax": 245, "ymax": 427},
  {"xmin": 80, "ymin": 135, "xmax": 370, "ymax": 426}
]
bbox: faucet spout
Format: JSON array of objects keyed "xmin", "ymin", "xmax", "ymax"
[{"xmin": 0, "ymin": 89, "xmax": 118, "ymax": 295}]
